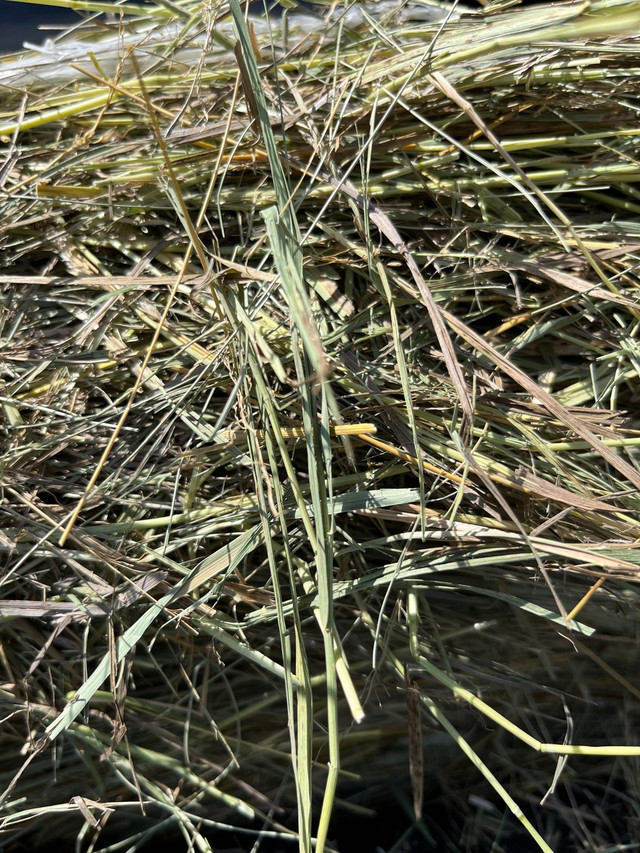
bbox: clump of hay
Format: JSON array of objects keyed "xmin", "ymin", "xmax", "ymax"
[{"xmin": 2, "ymin": 1, "xmax": 640, "ymax": 850}]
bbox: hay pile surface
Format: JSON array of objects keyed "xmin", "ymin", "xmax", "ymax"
[{"xmin": 2, "ymin": 1, "xmax": 640, "ymax": 850}]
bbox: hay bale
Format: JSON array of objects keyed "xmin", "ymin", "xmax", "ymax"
[{"xmin": 2, "ymin": 1, "xmax": 640, "ymax": 850}]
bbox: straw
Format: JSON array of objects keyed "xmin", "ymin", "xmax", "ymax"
[{"xmin": 2, "ymin": 0, "xmax": 640, "ymax": 850}]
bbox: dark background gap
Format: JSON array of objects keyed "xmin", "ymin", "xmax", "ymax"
[{"xmin": 0, "ymin": 0, "xmax": 79, "ymax": 52}]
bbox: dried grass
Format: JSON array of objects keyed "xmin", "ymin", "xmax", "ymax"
[{"xmin": 2, "ymin": 0, "xmax": 640, "ymax": 850}]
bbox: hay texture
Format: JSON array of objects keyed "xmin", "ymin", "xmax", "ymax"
[{"xmin": 2, "ymin": 0, "xmax": 640, "ymax": 850}]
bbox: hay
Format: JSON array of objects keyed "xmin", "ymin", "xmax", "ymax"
[{"xmin": 2, "ymin": 0, "xmax": 640, "ymax": 850}]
